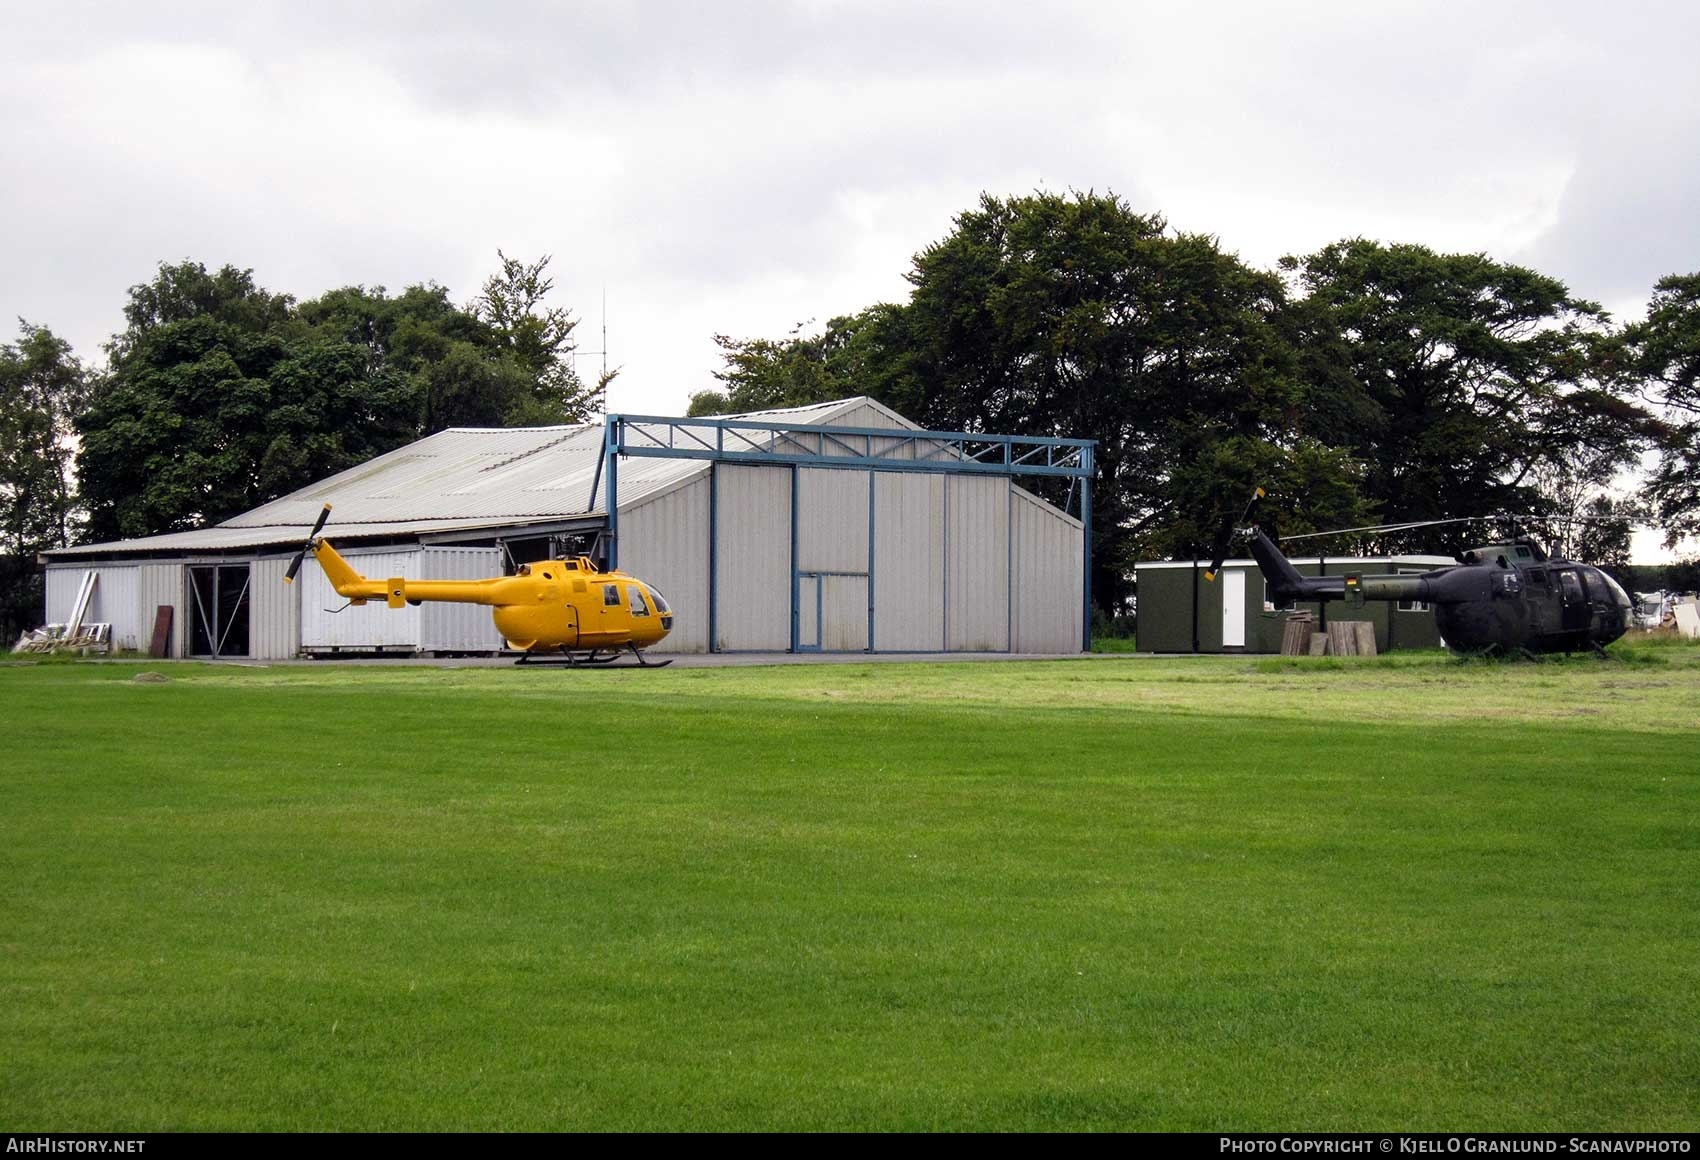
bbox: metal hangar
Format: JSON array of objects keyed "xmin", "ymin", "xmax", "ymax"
[{"xmin": 41, "ymin": 398, "xmax": 1094, "ymax": 660}]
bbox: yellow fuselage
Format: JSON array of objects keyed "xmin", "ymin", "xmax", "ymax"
[{"xmin": 308, "ymin": 540, "xmax": 672, "ymax": 653}]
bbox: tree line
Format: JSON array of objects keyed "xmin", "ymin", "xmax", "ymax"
[
  {"xmin": 1, "ymin": 252, "xmax": 607, "ymax": 639},
  {"xmin": 4, "ymin": 192, "xmax": 1698, "ymax": 638},
  {"xmin": 690, "ymin": 192, "xmax": 1700, "ymax": 613}
]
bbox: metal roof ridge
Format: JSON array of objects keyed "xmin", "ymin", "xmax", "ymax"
[{"xmin": 437, "ymin": 422, "xmax": 598, "ymax": 434}]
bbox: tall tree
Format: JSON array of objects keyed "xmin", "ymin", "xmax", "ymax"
[
  {"xmin": 293, "ymin": 281, "xmax": 529, "ymax": 432},
  {"xmin": 0, "ymin": 322, "xmax": 85, "ymax": 639},
  {"xmin": 76, "ymin": 256, "xmax": 614, "ymax": 542},
  {"xmin": 473, "ymin": 251, "xmax": 610, "ymax": 424},
  {"xmin": 710, "ymin": 192, "xmax": 1361, "ymax": 609},
  {"xmin": 1624, "ymin": 273, "xmax": 1700, "ymax": 543},
  {"xmin": 1, "ymin": 322, "xmax": 85, "ymax": 554},
  {"xmin": 77, "ymin": 263, "xmax": 418, "ymax": 540},
  {"xmin": 700, "ymin": 307, "xmax": 906, "ymax": 416},
  {"xmin": 1281, "ymin": 240, "xmax": 1653, "ymax": 553}
]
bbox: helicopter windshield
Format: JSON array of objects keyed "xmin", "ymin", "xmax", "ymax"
[
  {"xmin": 1590, "ymin": 569, "xmax": 1632, "ymax": 610},
  {"xmin": 648, "ymin": 587, "xmax": 670, "ymax": 614}
]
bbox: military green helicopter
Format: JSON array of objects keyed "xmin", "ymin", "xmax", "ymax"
[{"xmin": 1208, "ymin": 490, "xmax": 1634, "ymax": 656}]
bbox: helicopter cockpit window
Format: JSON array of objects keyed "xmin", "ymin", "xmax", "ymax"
[
  {"xmin": 1583, "ymin": 569, "xmax": 1633, "ymax": 610},
  {"xmin": 603, "ymin": 584, "xmax": 622, "ymax": 606},
  {"xmin": 629, "ymin": 587, "xmax": 650, "ymax": 616},
  {"xmin": 1601, "ymin": 571, "xmax": 1632, "ymax": 610},
  {"xmin": 649, "ymin": 587, "xmax": 670, "ymax": 614}
]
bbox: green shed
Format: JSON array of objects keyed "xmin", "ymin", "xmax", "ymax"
[{"xmin": 1133, "ymin": 554, "xmax": 1456, "ymax": 653}]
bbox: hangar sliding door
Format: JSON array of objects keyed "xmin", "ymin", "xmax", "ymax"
[
  {"xmin": 794, "ymin": 468, "xmax": 871, "ymax": 652},
  {"xmin": 872, "ymin": 473, "xmax": 945, "ymax": 652},
  {"xmin": 187, "ymin": 564, "xmax": 252, "ymax": 658},
  {"xmin": 713, "ymin": 464, "xmax": 791, "ymax": 650},
  {"xmin": 944, "ymin": 475, "xmax": 1009, "ymax": 652}
]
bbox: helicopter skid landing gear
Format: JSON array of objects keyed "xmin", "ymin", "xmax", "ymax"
[
  {"xmin": 628, "ymin": 644, "xmax": 672, "ymax": 667},
  {"xmin": 511, "ymin": 647, "xmax": 669, "ymax": 668}
]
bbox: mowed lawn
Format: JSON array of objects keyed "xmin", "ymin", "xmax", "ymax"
[{"xmin": 1, "ymin": 651, "xmax": 1697, "ymax": 1132}]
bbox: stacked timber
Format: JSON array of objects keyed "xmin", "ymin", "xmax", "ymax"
[
  {"xmin": 1354, "ymin": 622, "xmax": 1378, "ymax": 657},
  {"xmin": 1326, "ymin": 621, "xmax": 1380, "ymax": 656},
  {"xmin": 1279, "ymin": 615, "xmax": 1378, "ymax": 657},
  {"xmin": 1280, "ymin": 615, "xmax": 1314, "ymax": 656},
  {"xmin": 1327, "ymin": 622, "xmax": 1357, "ymax": 656}
]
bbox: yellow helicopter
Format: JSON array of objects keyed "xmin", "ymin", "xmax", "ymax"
[{"xmin": 283, "ymin": 505, "xmax": 675, "ymax": 666}]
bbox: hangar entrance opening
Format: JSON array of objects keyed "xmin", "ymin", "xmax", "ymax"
[
  {"xmin": 797, "ymin": 572, "xmax": 870, "ymax": 653},
  {"xmin": 188, "ymin": 564, "xmax": 251, "ymax": 657}
]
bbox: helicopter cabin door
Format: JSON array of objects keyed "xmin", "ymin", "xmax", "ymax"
[
  {"xmin": 798, "ymin": 574, "xmax": 822, "ymax": 651},
  {"xmin": 1221, "ymin": 569, "xmax": 1246, "ymax": 648},
  {"xmin": 1557, "ymin": 569, "xmax": 1589, "ymax": 633},
  {"xmin": 561, "ymin": 602, "xmax": 579, "ymax": 649}
]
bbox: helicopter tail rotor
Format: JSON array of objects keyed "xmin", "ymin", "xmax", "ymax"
[
  {"xmin": 283, "ymin": 504, "xmax": 334, "ymax": 584},
  {"xmin": 1204, "ymin": 487, "xmax": 1265, "ymax": 582}
]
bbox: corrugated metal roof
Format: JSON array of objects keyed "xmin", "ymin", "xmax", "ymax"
[{"xmin": 48, "ymin": 397, "xmax": 891, "ymax": 558}]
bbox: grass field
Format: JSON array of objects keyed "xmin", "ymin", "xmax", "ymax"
[{"xmin": 2, "ymin": 646, "xmax": 1697, "ymax": 1132}]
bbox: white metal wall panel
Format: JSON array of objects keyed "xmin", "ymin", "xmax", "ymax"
[
  {"xmin": 299, "ymin": 548, "xmax": 423, "ymax": 648},
  {"xmin": 835, "ymin": 401, "xmax": 915, "ymax": 460},
  {"xmin": 832, "ymin": 401, "xmax": 908, "ymax": 430},
  {"xmin": 93, "ymin": 566, "xmax": 140, "ymax": 649},
  {"xmin": 796, "ymin": 468, "xmax": 870, "ymax": 574},
  {"xmin": 418, "ymin": 547, "xmax": 505, "ymax": 652},
  {"xmin": 249, "ymin": 556, "xmax": 301, "ymax": 659},
  {"xmin": 1011, "ymin": 490, "xmax": 1084, "ymax": 653},
  {"xmin": 137, "ymin": 563, "xmax": 185, "ymax": 657},
  {"xmin": 44, "ymin": 566, "xmax": 80, "ymax": 624},
  {"xmin": 945, "ymin": 475, "xmax": 1010, "ymax": 652},
  {"xmin": 713, "ymin": 464, "xmax": 791, "ymax": 650},
  {"xmin": 616, "ymin": 476, "xmax": 710, "ymax": 654},
  {"xmin": 821, "ymin": 574, "xmax": 870, "ymax": 651},
  {"xmin": 872, "ymin": 473, "xmax": 945, "ymax": 652},
  {"xmin": 43, "ymin": 565, "xmax": 143, "ymax": 650}
]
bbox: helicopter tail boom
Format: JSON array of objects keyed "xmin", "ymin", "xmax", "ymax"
[
  {"xmin": 1248, "ymin": 527, "xmax": 1436, "ymax": 605},
  {"xmin": 1248, "ymin": 527, "xmax": 1330, "ymax": 601},
  {"xmin": 309, "ymin": 539, "xmax": 387, "ymax": 602},
  {"xmin": 310, "ymin": 538, "xmax": 511, "ymax": 607}
]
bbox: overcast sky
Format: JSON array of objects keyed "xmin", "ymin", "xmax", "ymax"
[{"xmin": 5, "ymin": 1, "xmax": 1698, "ymax": 555}]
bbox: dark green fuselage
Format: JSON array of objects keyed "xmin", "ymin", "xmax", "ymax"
[{"xmin": 1250, "ymin": 531, "xmax": 1632, "ymax": 655}]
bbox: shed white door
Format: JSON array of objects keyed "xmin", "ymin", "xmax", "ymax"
[{"xmin": 1221, "ymin": 569, "xmax": 1246, "ymax": 648}]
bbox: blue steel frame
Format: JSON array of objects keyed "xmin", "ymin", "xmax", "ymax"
[{"xmin": 600, "ymin": 413, "xmax": 1097, "ymax": 651}]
